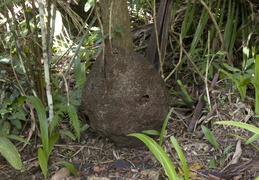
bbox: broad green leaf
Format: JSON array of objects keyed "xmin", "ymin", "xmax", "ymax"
[
  {"xmin": 245, "ymin": 58, "xmax": 255, "ymax": 69},
  {"xmin": 159, "ymin": 108, "xmax": 173, "ymax": 146},
  {"xmin": 201, "ymin": 125, "xmax": 219, "ymax": 150},
  {"xmin": 48, "ymin": 133, "xmax": 61, "ymax": 158},
  {"xmin": 128, "ymin": 133, "xmax": 180, "ymax": 180},
  {"xmin": 26, "ymin": 96, "xmax": 49, "ymax": 157},
  {"xmin": 38, "ymin": 147, "xmax": 48, "ymax": 179},
  {"xmin": 245, "ymin": 69, "xmax": 254, "ymax": 74},
  {"xmin": 170, "ymin": 136, "xmax": 189, "ymax": 180},
  {"xmin": 1, "ymin": 121, "xmax": 11, "ymax": 136},
  {"xmin": 209, "ymin": 158, "xmax": 216, "ymax": 168},
  {"xmin": 239, "ymin": 78, "xmax": 251, "ymax": 87},
  {"xmin": 254, "ymin": 55, "xmax": 259, "ymax": 114},
  {"xmin": 0, "ymin": 109, "xmax": 9, "ymax": 114},
  {"xmin": 52, "ymin": 161, "xmax": 78, "ymax": 177},
  {"xmin": 0, "ymin": 137, "xmax": 23, "ymax": 170}
]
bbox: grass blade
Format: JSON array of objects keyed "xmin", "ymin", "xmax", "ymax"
[
  {"xmin": 170, "ymin": 136, "xmax": 189, "ymax": 180},
  {"xmin": 215, "ymin": 121, "xmax": 259, "ymax": 134},
  {"xmin": 159, "ymin": 108, "xmax": 173, "ymax": 146},
  {"xmin": 7, "ymin": 134, "xmax": 30, "ymax": 144},
  {"xmin": 128, "ymin": 133, "xmax": 180, "ymax": 180}
]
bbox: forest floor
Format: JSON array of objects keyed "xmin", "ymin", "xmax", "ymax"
[{"xmin": 1, "ymin": 86, "xmax": 259, "ymax": 180}]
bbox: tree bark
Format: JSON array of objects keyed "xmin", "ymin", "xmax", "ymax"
[{"xmin": 99, "ymin": 0, "xmax": 133, "ymax": 51}]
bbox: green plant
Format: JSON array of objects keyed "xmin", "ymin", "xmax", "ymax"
[
  {"xmin": 221, "ymin": 55, "xmax": 259, "ymax": 114},
  {"xmin": 176, "ymin": 80, "xmax": 193, "ymax": 104},
  {"xmin": 215, "ymin": 121, "xmax": 259, "ymax": 146},
  {"xmin": 252, "ymin": 55, "xmax": 259, "ymax": 114},
  {"xmin": 51, "ymin": 79, "xmax": 84, "ymax": 141},
  {"xmin": 0, "ymin": 137, "xmax": 23, "ymax": 170},
  {"xmin": 201, "ymin": 125, "xmax": 234, "ymax": 167},
  {"xmin": 128, "ymin": 133, "xmax": 185, "ymax": 180},
  {"xmin": 129, "ymin": 109, "xmax": 189, "ymax": 180},
  {"xmin": 201, "ymin": 125, "xmax": 219, "ymax": 150},
  {"xmin": 0, "ymin": 90, "xmax": 30, "ymax": 170},
  {"xmin": 0, "ymin": 91, "xmax": 27, "ymax": 136},
  {"xmin": 142, "ymin": 108, "xmax": 173, "ymax": 146},
  {"xmin": 25, "ymin": 96, "xmax": 78, "ymax": 179},
  {"xmin": 220, "ymin": 58, "xmax": 254, "ymax": 99}
]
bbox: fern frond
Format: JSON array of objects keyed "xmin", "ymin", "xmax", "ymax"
[
  {"xmin": 49, "ymin": 114, "xmax": 60, "ymax": 135},
  {"xmin": 67, "ymin": 104, "xmax": 81, "ymax": 141}
]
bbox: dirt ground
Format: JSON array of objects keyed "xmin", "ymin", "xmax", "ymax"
[{"xmin": 1, "ymin": 89, "xmax": 259, "ymax": 180}]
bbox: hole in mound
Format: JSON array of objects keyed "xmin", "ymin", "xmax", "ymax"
[{"xmin": 140, "ymin": 95, "xmax": 150, "ymax": 102}]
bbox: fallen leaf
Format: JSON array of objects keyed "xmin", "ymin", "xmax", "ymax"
[{"xmin": 51, "ymin": 167, "xmax": 70, "ymax": 180}]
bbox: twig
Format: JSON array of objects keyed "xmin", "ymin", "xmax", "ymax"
[
  {"xmin": 188, "ymin": 71, "xmax": 219, "ymax": 131},
  {"xmin": 164, "ymin": 32, "xmax": 183, "ymax": 82}
]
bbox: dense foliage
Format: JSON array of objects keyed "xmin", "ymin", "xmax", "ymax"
[{"xmin": 0, "ymin": 0, "xmax": 258, "ymax": 179}]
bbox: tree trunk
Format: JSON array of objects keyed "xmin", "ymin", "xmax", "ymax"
[{"xmin": 99, "ymin": 0, "xmax": 133, "ymax": 51}]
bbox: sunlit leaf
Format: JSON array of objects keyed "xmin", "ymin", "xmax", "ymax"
[
  {"xmin": 171, "ymin": 136, "xmax": 189, "ymax": 180},
  {"xmin": 84, "ymin": 0, "xmax": 95, "ymax": 12},
  {"xmin": 128, "ymin": 133, "xmax": 180, "ymax": 180},
  {"xmin": 215, "ymin": 121, "xmax": 259, "ymax": 134}
]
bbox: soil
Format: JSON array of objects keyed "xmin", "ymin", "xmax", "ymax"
[{"xmin": 1, "ymin": 91, "xmax": 259, "ymax": 180}]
